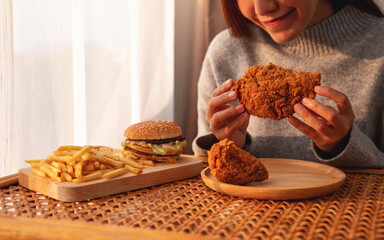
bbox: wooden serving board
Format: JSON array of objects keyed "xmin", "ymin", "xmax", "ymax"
[
  {"xmin": 19, "ymin": 155, "xmax": 203, "ymax": 202},
  {"xmin": 201, "ymin": 158, "xmax": 346, "ymax": 200}
]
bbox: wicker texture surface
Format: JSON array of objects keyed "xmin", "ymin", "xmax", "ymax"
[{"xmin": 1, "ymin": 173, "xmax": 384, "ymax": 239}]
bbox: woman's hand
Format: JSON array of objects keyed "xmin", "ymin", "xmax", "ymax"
[
  {"xmin": 288, "ymin": 86, "xmax": 355, "ymax": 153},
  {"xmin": 206, "ymin": 79, "xmax": 250, "ymax": 148}
]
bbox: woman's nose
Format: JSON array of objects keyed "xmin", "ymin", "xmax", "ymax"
[{"xmin": 253, "ymin": 0, "xmax": 278, "ymax": 15}]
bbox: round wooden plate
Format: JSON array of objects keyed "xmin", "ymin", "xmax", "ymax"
[{"xmin": 201, "ymin": 158, "xmax": 346, "ymax": 200}]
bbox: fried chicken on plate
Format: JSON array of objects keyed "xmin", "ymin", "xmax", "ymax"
[
  {"xmin": 208, "ymin": 139, "xmax": 268, "ymax": 185},
  {"xmin": 231, "ymin": 62, "xmax": 321, "ymax": 120}
]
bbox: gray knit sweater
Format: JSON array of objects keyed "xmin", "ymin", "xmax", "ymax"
[{"xmin": 192, "ymin": 5, "xmax": 384, "ymax": 168}]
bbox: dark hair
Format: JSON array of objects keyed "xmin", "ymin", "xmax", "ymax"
[{"xmin": 221, "ymin": 0, "xmax": 384, "ymax": 38}]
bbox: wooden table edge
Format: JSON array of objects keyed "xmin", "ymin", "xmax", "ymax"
[{"xmin": 0, "ymin": 215, "xmax": 211, "ymax": 240}]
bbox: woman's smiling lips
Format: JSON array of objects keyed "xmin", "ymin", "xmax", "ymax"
[{"xmin": 262, "ymin": 9, "xmax": 295, "ymax": 28}]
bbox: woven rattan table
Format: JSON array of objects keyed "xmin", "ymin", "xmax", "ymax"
[{"xmin": 1, "ymin": 160, "xmax": 384, "ymax": 240}]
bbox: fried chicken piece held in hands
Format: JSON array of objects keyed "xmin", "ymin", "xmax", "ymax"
[
  {"xmin": 208, "ymin": 139, "xmax": 268, "ymax": 185},
  {"xmin": 231, "ymin": 63, "xmax": 321, "ymax": 120}
]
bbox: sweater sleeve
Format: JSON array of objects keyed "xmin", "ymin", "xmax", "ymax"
[
  {"xmin": 313, "ymin": 123, "xmax": 384, "ymax": 168},
  {"xmin": 193, "ymin": 132, "xmax": 252, "ymax": 157},
  {"xmin": 191, "ymin": 41, "xmax": 253, "ymax": 157}
]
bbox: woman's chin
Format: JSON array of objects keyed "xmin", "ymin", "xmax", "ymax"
[{"xmin": 269, "ymin": 31, "xmax": 301, "ymax": 44}]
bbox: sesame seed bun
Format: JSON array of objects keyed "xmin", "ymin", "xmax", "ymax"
[{"xmin": 124, "ymin": 120, "xmax": 182, "ymax": 140}]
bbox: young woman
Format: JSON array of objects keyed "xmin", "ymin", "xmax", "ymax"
[{"xmin": 193, "ymin": 0, "xmax": 384, "ymax": 168}]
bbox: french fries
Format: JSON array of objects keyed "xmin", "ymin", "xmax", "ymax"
[
  {"xmin": 25, "ymin": 145, "xmax": 155, "ymax": 183},
  {"xmin": 102, "ymin": 168, "xmax": 127, "ymax": 179},
  {"xmin": 32, "ymin": 168, "xmax": 46, "ymax": 178},
  {"xmin": 125, "ymin": 164, "xmax": 142, "ymax": 174}
]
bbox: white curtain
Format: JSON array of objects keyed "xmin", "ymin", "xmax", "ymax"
[
  {"xmin": 0, "ymin": 0, "xmax": 15, "ymax": 177},
  {"xmin": 1, "ymin": 0, "xmax": 175, "ymax": 176},
  {"xmin": 175, "ymin": 0, "xmax": 227, "ymax": 154}
]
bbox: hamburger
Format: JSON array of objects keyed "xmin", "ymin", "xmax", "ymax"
[{"xmin": 121, "ymin": 120, "xmax": 187, "ymax": 163}]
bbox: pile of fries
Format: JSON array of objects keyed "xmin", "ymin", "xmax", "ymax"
[{"xmin": 25, "ymin": 145, "xmax": 154, "ymax": 183}]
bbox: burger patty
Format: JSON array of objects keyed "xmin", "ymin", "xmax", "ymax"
[
  {"xmin": 124, "ymin": 146, "xmax": 180, "ymax": 157},
  {"xmin": 126, "ymin": 136, "xmax": 185, "ymax": 144}
]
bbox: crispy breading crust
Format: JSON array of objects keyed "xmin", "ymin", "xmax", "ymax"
[
  {"xmin": 208, "ymin": 139, "xmax": 268, "ymax": 185},
  {"xmin": 232, "ymin": 63, "xmax": 321, "ymax": 120}
]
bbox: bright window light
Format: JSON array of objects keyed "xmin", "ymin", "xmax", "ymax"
[
  {"xmin": 72, "ymin": 0, "xmax": 87, "ymax": 145},
  {"xmin": 129, "ymin": 0, "xmax": 140, "ymax": 123}
]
